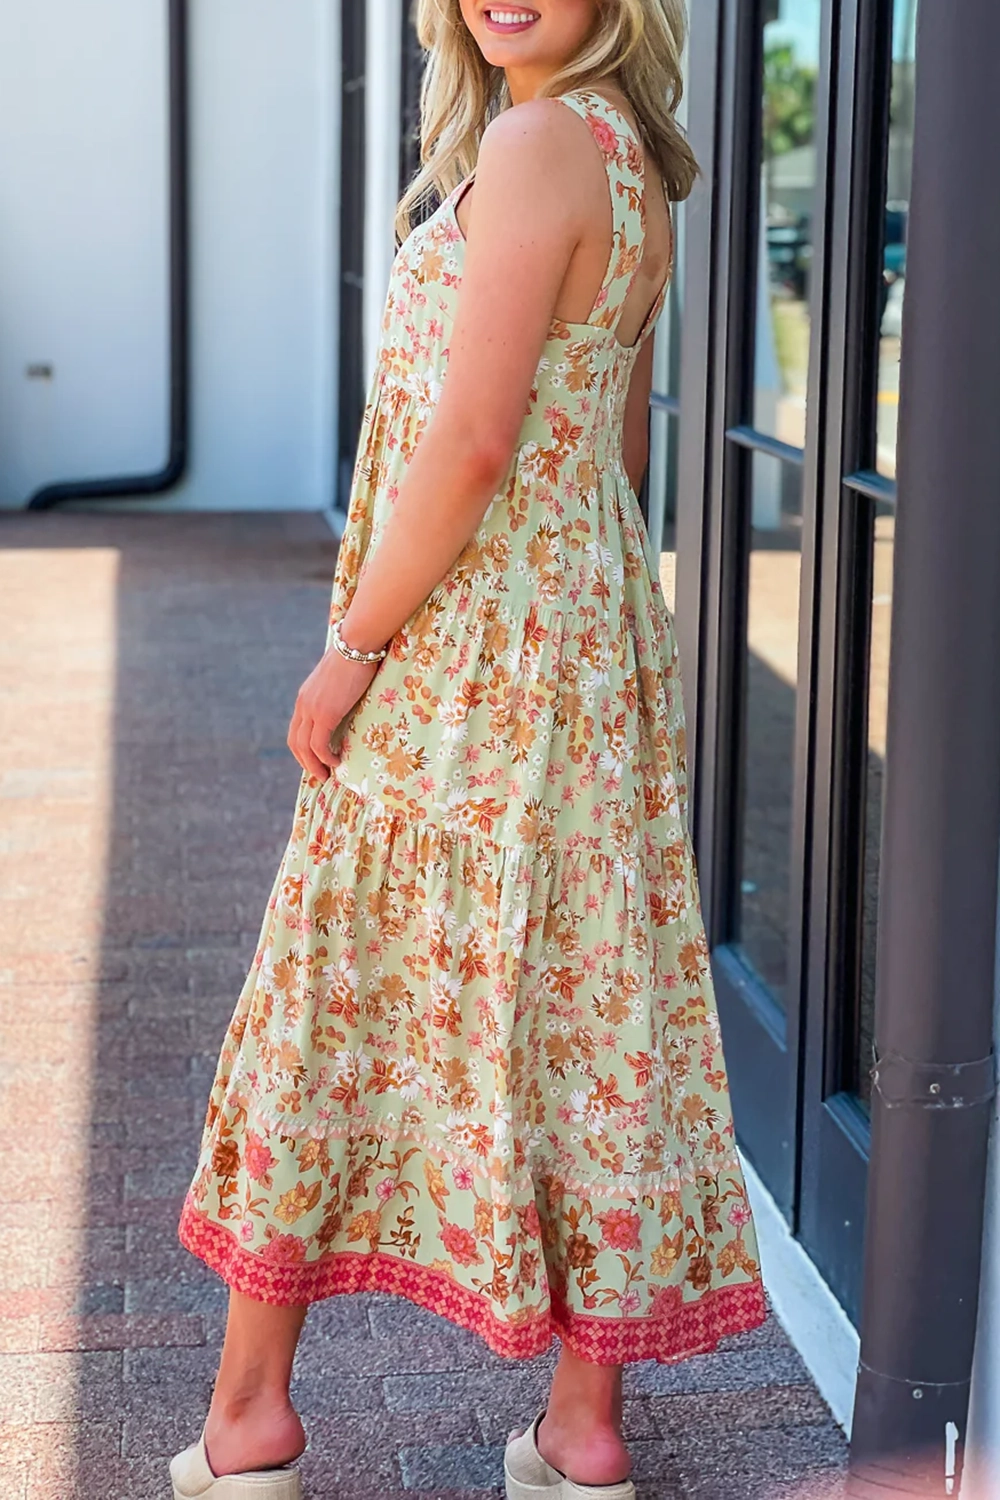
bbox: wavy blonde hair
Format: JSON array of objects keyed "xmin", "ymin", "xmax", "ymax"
[{"xmin": 395, "ymin": 0, "xmax": 698, "ymax": 242}]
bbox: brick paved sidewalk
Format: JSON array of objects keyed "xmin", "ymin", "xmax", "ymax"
[{"xmin": 0, "ymin": 514, "xmax": 847, "ymax": 1500}]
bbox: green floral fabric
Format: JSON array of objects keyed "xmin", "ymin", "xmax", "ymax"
[{"xmin": 179, "ymin": 89, "xmax": 766, "ymax": 1364}]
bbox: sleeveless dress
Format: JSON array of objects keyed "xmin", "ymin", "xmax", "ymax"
[{"xmin": 179, "ymin": 89, "xmax": 766, "ymax": 1365}]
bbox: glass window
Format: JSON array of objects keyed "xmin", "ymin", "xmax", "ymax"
[
  {"xmin": 854, "ymin": 0, "xmax": 918, "ymax": 1105},
  {"xmin": 735, "ymin": 452, "xmax": 803, "ymax": 1008},
  {"xmin": 874, "ymin": 0, "xmax": 918, "ymax": 479},
  {"xmin": 754, "ymin": 0, "xmax": 822, "ymax": 449},
  {"xmin": 646, "ymin": 50, "xmax": 687, "ymax": 585},
  {"xmin": 647, "ymin": 407, "xmax": 679, "ymax": 612},
  {"xmin": 855, "ymin": 504, "xmax": 894, "ymax": 1100}
]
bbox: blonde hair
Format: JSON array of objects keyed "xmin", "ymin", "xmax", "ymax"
[{"xmin": 395, "ymin": 0, "xmax": 698, "ymax": 242}]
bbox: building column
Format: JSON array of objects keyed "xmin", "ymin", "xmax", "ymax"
[{"xmin": 846, "ymin": 0, "xmax": 1000, "ymax": 1492}]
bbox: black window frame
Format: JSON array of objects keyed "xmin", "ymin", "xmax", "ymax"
[{"xmin": 678, "ymin": 0, "xmax": 914, "ymax": 1322}]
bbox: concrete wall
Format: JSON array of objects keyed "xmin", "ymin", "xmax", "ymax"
[
  {"xmin": 0, "ymin": 0, "xmax": 171, "ymax": 507},
  {"xmin": 0, "ymin": 0, "xmax": 340, "ymax": 513},
  {"xmin": 171, "ymin": 0, "xmax": 339, "ymax": 511}
]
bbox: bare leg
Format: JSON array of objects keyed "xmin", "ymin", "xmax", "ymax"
[
  {"xmin": 202, "ymin": 1291, "xmax": 308, "ymax": 1478},
  {"xmin": 532, "ymin": 1343, "xmax": 631, "ymax": 1485}
]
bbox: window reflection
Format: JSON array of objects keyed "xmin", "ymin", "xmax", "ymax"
[
  {"xmin": 736, "ymin": 452, "xmax": 803, "ymax": 1009},
  {"xmin": 648, "ymin": 408, "xmax": 679, "ymax": 612},
  {"xmin": 875, "ymin": 0, "xmax": 917, "ymax": 478},
  {"xmin": 754, "ymin": 0, "xmax": 822, "ymax": 448},
  {"xmin": 854, "ymin": 0, "xmax": 917, "ymax": 1106},
  {"xmin": 647, "ymin": 188, "xmax": 685, "ymax": 604},
  {"xmin": 856, "ymin": 505, "xmax": 894, "ymax": 1101}
]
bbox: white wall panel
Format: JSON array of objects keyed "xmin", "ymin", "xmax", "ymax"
[
  {"xmin": 170, "ymin": 0, "xmax": 338, "ymax": 511},
  {"xmin": 0, "ymin": 0, "xmax": 340, "ymax": 513},
  {"xmin": 0, "ymin": 0, "xmax": 171, "ymax": 507}
]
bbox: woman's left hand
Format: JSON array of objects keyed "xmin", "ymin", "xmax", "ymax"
[{"xmin": 287, "ymin": 646, "xmax": 381, "ymax": 781}]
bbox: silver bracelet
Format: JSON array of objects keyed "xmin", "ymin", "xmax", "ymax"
[{"xmin": 331, "ymin": 617, "xmax": 389, "ymax": 664}]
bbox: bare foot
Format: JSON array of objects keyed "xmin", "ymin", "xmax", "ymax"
[
  {"xmin": 536, "ymin": 1409, "xmax": 631, "ymax": 1487},
  {"xmin": 203, "ymin": 1393, "xmax": 306, "ymax": 1478}
]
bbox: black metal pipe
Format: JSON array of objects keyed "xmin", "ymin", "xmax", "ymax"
[
  {"xmin": 28, "ymin": 0, "xmax": 188, "ymax": 509},
  {"xmin": 846, "ymin": 0, "xmax": 1000, "ymax": 1491}
]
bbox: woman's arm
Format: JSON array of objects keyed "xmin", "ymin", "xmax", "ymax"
[
  {"xmin": 339, "ymin": 100, "xmax": 593, "ymax": 654},
  {"xmin": 287, "ymin": 100, "xmax": 597, "ymax": 780}
]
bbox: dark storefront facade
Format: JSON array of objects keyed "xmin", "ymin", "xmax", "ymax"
[{"xmin": 675, "ymin": 0, "xmax": 919, "ymax": 1325}]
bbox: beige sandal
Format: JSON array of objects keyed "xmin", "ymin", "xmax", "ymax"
[
  {"xmin": 504, "ymin": 1411, "xmax": 636, "ymax": 1500},
  {"xmin": 169, "ymin": 1429, "xmax": 303, "ymax": 1500}
]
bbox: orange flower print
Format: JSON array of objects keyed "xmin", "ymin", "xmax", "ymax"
[
  {"xmin": 275, "ymin": 1181, "xmax": 322, "ymax": 1226},
  {"xmin": 566, "ymin": 1232, "xmax": 600, "ymax": 1269},
  {"xmin": 211, "ymin": 1140, "xmax": 240, "ymax": 1179},
  {"xmin": 346, "ymin": 1209, "xmax": 382, "ymax": 1245}
]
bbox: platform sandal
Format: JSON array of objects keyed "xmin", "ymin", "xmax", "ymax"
[
  {"xmin": 504, "ymin": 1411, "xmax": 636, "ymax": 1500},
  {"xmin": 170, "ymin": 1429, "xmax": 303, "ymax": 1500}
]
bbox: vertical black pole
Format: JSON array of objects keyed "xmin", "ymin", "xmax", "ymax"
[{"xmin": 847, "ymin": 0, "xmax": 1000, "ymax": 1492}]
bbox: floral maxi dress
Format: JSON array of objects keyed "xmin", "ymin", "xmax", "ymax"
[{"xmin": 179, "ymin": 89, "xmax": 767, "ymax": 1365}]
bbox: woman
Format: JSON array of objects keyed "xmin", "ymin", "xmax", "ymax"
[{"xmin": 172, "ymin": 2, "xmax": 766, "ymax": 1497}]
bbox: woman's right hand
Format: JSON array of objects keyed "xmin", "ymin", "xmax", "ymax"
[{"xmin": 286, "ymin": 646, "xmax": 381, "ymax": 781}]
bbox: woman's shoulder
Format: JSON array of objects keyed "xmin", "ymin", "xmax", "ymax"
[
  {"xmin": 475, "ymin": 89, "xmax": 622, "ymax": 204},
  {"xmin": 480, "ymin": 92, "xmax": 590, "ymax": 158}
]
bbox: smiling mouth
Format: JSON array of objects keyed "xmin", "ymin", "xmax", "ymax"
[{"xmin": 483, "ymin": 8, "xmax": 541, "ymax": 34}]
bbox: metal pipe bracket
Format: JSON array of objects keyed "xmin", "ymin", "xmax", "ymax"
[{"xmin": 871, "ymin": 1051, "xmax": 996, "ymax": 1110}]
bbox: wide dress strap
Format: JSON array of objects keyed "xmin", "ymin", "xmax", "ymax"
[{"xmin": 553, "ymin": 89, "xmax": 650, "ymax": 340}]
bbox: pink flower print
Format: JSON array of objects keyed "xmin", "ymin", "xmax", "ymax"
[
  {"xmin": 440, "ymin": 1221, "xmax": 482, "ymax": 1267},
  {"xmin": 518, "ymin": 1201, "xmax": 541, "ymax": 1239},
  {"xmin": 261, "ymin": 1233, "xmax": 307, "ymax": 1265},
  {"xmin": 586, "ymin": 112, "xmax": 619, "ymax": 160},
  {"xmin": 452, "ymin": 1165, "xmax": 474, "ymax": 1191},
  {"xmin": 376, "ymin": 1177, "xmax": 396, "ymax": 1204},
  {"xmin": 619, "ymin": 1289, "xmax": 642, "ymax": 1316},
  {"xmin": 650, "ymin": 1284, "xmax": 685, "ymax": 1318},
  {"xmin": 239, "ymin": 1220, "xmax": 255, "ymax": 1243},
  {"xmin": 244, "ymin": 1131, "xmax": 277, "ymax": 1183},
  {"xmin": 597, "ymin": 1208, "xmax": 642, "ymax": 1251},
  {"xmin": 728, "ymin": 1201, "xmax": 753, "ymax": 1229}
]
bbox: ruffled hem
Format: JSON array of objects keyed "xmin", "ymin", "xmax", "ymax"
[{"xmin": 179, "ymin": 1199, "xmax": 767, "ymax": 1366}]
